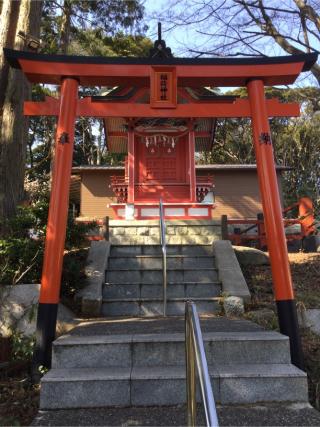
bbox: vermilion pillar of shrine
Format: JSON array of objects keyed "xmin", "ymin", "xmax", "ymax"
[
  {"xmin": 247, "ymin": 79, "xmax": 304, "ymax": 369},
  {"xmin": 33, "ymin": 78, "xmax": 79, "ymax": 372},
  {"xmin": 127, "ymin": 126, "xmax": 135, "ymax": 204},
  {"xmin": 188, "ymin": 124, "xmax": 197, "ymax": 202}
]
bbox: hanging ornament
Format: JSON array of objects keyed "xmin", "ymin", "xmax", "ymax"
[{"xmin": 143, "ymin": 133, "xmax": 180, "ymax": 150}]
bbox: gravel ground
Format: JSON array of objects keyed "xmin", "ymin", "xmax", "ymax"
[{"xmin": 31, "ymin": 402, "xmax": 320, "ymax": 426}]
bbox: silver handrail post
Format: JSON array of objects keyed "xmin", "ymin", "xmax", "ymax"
[
  {"xmin": 186, "ymin": 307, "xmax": 197, "ymax": 426},
  {"xmin": 185, "ymin": 301, "xmax": 219, "ymax": 427},
  {"xmin": 159, "ymin": 199, "xmax": 167, "ymax": 316}
]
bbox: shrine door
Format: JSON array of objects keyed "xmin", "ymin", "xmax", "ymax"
[{"xmin": 135, "ymin": 135, "xmax": 190, "ymax": 202}]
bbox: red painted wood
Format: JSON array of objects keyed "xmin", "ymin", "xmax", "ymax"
[
  {"xmin": 298, "ymin": 197, "xmax": 316, "ymax": 236},
  {"xmin": 248, "ymin": 78, "xmax": 294, "ymax": 301},
  {"xmin": 127, "ymin": 128, "xmax": 135, "ymax": 203},
  {"xmin": 189, "ymin": 127, "xmax": 196, "ymax": 202},
  {"xmin": 111, "ymin": 203, "xmax": 214, "ymax": 220},
  {"xmin": 19, "ymin": 58, "xmax": 305, "ymax": 86},
  {"xmin": 24, "ymin": 97, "xmax": 300, "ymax": 118},
  {"xmin": 150, "ymin": 67, "xmax": 177, "ymax": 108},
  {"xmin": 135, "ymin": 135, "xmax": 188, "ymax": 202},
  {"xmin": 107, "ymin": 130, "xmax": 211, "ymax": 138},
  {"xmin": 39, "ymin": 78, "xmax": 78, "ymax": 304}
]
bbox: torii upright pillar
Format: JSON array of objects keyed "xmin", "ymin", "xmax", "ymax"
[
  {"xmin": 33, "ymin": 78, "xmax": 79, "ymax": 372},
  {"xmin": 247, "ymin": 79, "xmax": 304, "ymax": 369}
]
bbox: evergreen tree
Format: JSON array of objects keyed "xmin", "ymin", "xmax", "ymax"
[
  {"xmin": 0, "ymin": 0, "xmax": 42, "ymax": 222},
  {"xmin": 27, "ymin": 1, "xmax": 152, "ymax": 178}
]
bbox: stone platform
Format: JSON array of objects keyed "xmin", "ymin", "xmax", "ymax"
[{"xmin": 108, "ymin": 219, "xmax": 221, "ymax": 245}]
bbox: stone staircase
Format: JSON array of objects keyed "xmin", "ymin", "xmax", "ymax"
[
  {"xmin": 40, "ymin": 317, "xmax": 308, "ymax": 409},
  {"xmin": 103, "ymin": 244, "xmax": 222, "ymax": 317},
  {"xmin": 38, "ymin": 221, "xmax": 309, "ymax": 414}
]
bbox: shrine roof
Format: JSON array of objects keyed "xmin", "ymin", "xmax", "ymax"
[{"xmin": 71, "ymin": 164, "xmax": 291, "ymax": 174}]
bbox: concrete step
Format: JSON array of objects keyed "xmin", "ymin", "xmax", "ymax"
[
  {"xmin": 40, "ymin": 364, "xmax": 307, "ymax": 409},
  {"xmin": 107, "ymin": 255, "xmax": 216, "ymax": 270},
  {"xmin": 106, "ymin": 268, "xmax": 219, "ymax": 284},
  {"xmin": 52, "ymin": 331, "xmax": 291, "ymax": 369},
  {"xmin": 110, "ymin": 244, "xmax": 214, "ymax": 256},
  {"xmin": 103, "ymin": 281, "xmax": 222, "ymax": 299},
  {"xmin": 101, "ymin": 297, "xmax": 221, "ymax": 317}
]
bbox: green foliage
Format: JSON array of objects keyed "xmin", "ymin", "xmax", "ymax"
[
  {"xmin": 0, "ymin": 180, "xmax": 93, "ymax": 292},
  {"xmin": 27, "ymin": 3, "xmax": 152, "ymax": 173},
  {"xmin": 41, "ymin": 0, "xmax": 147, "ymax": 55},
  {"xmin": 199, "ymin": 86, "xmax": 320, "ymax": 217},
  {"xmin": 0, "ymin": 236, "xmax": 43, "ymax": 285},
  {"xmin": 61, "ymin": 248, "xmax": 89, "ymax": 298},
  {"xmin": 71, "ymin": 30, "xmax": 152, "ymax": 57},
  {"xmin": 10, "ymin": 331, "xmax": 35, "ymax": 361}
]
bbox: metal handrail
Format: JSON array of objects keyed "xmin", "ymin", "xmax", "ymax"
[
  {"xmin": 159, "ymin": 199, "xmax": 167, "ymax": 316},
  {"xmin": 185, "ymin": 301, "xmax": 219, "ymax": 427}
]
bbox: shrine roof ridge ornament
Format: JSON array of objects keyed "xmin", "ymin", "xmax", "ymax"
[
  {"xmin": 148, "ymin": 23, "xmax": 173, "ymax": 59},
  {"xmin": 4, "ymin": 47, "xmax": 317, "ymax": 70}
]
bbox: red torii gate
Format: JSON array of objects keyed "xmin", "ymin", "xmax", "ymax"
[{"xmin": 4, "ymin": 42, "xmax": 317, "ymax": 372}]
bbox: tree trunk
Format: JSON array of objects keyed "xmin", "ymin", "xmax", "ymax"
[
  {"xmin": 0, "ymin": 0, "xmax": 43, "ymax": 222},
  {"xmin": 96, "ymin": 120, "xmax": 104, "ymax": 165},
  {"xmin": 0, "ymin": 0, "xmax": 20, "ymax": 115},
  {"xmin": 60, "ymin": 0, "xmax": 72, "ymax": 54}
]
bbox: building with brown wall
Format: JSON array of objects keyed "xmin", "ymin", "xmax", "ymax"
[{"xmin": 72, "ymin": 164, "xmax": 287, "ymax": 221}]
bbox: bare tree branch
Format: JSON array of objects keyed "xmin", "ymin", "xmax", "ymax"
[
  {"xmin": 158, "ymin": 0, "xmax": 320, "ymax": 84},
  {"xmin": 236, "ymin": 2, "xmax": 300, "ymax": 15},
  {"xmin": 13, "ymin": 249, "xmax": 40, "ymax": 284},
  {"xmin": 294, "ymin": 0, "xmax": 320, "ymax": 33}
]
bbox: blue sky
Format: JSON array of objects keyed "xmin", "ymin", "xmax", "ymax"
[{"xmin": 144, "ymin": 0, "xmax": 211, "ymax": 56}]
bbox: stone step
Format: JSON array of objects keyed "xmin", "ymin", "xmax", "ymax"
[
  {"xmin": 40, "ymin": 367, "xmax": 131, "ymax": 409},
  {"xmin": 52, "ymin": 331, "xmax": 291, "ymax": 369},
  {"xmin": 108, "ymin": 255, "xmax": 216, "ymax": 270},
  {"xmin": 101, "ymin": 297, "xmax": 221, "ymax": 317},
  {"xmin": 40, "ymin": 364, "xmax": 307, "ymax": 409},
  {"xmin": 106, "ymin": 268, "xmax": 219, "ymax": 284},
  {"xmin": 110, "ymin": 244, "xmax": 214, "ymax": 256},
  {"xmin": 103, "ymin": 281, "xmax": 222, "ymax": 299}
]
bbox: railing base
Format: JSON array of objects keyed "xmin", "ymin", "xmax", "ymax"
[{"xmin": 110, "ymin": 202, "xmax": 215, "ymax": 220}]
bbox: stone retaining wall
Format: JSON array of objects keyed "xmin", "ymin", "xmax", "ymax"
[{"xmin": 109, "ymin": 220, "xmax": 221, "ymax": 245}]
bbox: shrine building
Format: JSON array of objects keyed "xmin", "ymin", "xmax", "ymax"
[{"xmin": 71, "ymin": 164, "xmax": 289, "ymax": 221}]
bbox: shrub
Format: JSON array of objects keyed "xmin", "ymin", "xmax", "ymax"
[{"xmin": 0, "ymin": 178, "xmax": 94, "ymax": 297}]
